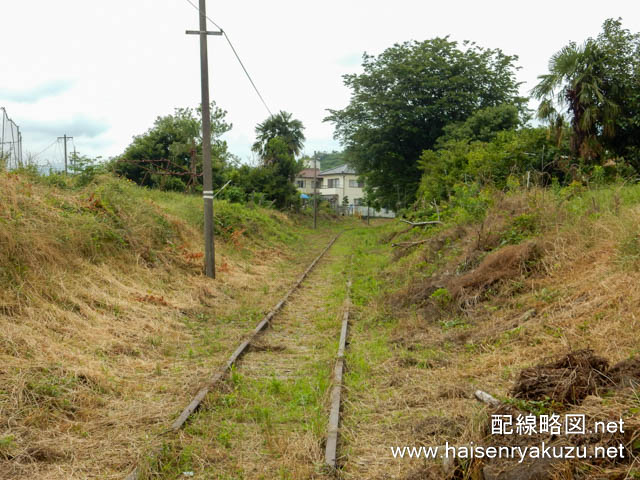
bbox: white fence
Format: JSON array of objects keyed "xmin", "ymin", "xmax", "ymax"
[
  {"xmin": 1, "ymin": 107, "xmax": 23, "ymax": 169},
  {"xmin": 340, "ymin": 205, "xmax": 396, "ymax": 218}
]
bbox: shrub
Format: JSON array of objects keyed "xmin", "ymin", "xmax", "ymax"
[{"xmin": 161, "ymin": 176, "xmax": 187, "ymax": 192}]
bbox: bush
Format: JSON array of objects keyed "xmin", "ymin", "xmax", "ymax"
[
  {"xmin": 417, "ymin": 127, "xmax": 569, "ymax": 207},
  {"xmin": 160, "ymin": 176, "xmax": 187, "ymax": 192},
  {"xmin": 221, "ymin": 186, "xmax": 246, "ymax": 203}
]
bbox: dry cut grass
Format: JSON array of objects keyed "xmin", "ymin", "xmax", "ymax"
[
  {"xmin": 0, "ymin": 172, "xmax": 338, "ymax": 479},
  {"xmin": 339, "ymin": 186, "xmax": 640, "ymax": 480}
]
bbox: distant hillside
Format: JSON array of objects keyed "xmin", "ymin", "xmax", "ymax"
[{"xmin": 313, "ymin": 150, "xmax": 346, "ymax": 171}]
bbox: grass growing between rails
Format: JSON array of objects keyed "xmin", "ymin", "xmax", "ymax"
[
  {"xmin": 333, "ymin": 183, "xmax": 640, "ymax": 479},
  {"xmin": 0, "ymin": 170, "xmax": 348, "ymax": 479},
  {"xmin": 136, "ymin": 233, "xmax": 358, "ymax": 479}
]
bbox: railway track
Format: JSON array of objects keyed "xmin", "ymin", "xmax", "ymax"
[
  {"xmin": 125, "ymin": 231, "xmax": 352, "ymax": 479},
  {"xmin": 325, "ymin": 278, "xmax": 351, "ymax": 469}
]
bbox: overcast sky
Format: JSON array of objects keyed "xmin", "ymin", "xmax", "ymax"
[{"xmin": 2, "ymin": 0, "xmax": 639, "ymax": 170}]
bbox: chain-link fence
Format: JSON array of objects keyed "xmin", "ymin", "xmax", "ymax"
[{"xmin": 1, "ymin": 107, "xmax": 23, "ymax": 169}]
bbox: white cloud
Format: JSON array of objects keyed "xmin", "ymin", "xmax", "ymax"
[
  {"xmin": 21, "ymin": 114, "xmax": 110, "ymax": 139},
  {"xmin": 1, "ymin": 0, "xmax": 638, "ymax": 166},
  {"xmin": 0, "ymin": 80, "xmax": 75, "ymax": 103}
]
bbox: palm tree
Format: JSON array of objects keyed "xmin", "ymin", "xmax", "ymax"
[
  {"xmin": 532, "ymin": 40, "xmax": 619, "ymax": 162},
  {"xmin": 252, "ymin": 111, "xmax": 305, "ymax": 160}
]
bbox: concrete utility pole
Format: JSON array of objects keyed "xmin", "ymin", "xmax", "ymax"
[
  {"xmin": 18, "ymin": 130, "xmax": 22, "ymax": 166},
  {"xmin": 1, "ymin": 109, "xmax": 5, "ymax": 161},
  {"xmin": 57, "ymin": 134, "xmax": 73, "ymax": 174},
  {"xmin": 313, "ymin": 157, "xmax": 318, "ymax": 229},
  {"xmin": 187, "ymin": 0, "xmax": 222, "ymax": 279}
]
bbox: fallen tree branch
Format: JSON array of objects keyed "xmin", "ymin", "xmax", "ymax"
[
  {"xmin": 474, "ymin": 390, "xmax": 501, "ymax": 407},
  {"xmin": 400, "ymin": 219, "xmax": 443, "ymax": 227},
  {"xmin": 391, "ymin": 239, "xmax": 430, "ymax": 248}
]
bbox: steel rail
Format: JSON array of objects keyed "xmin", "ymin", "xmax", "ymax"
[
  {"xmin": 325, "ymin": 278, "xmax": 351, "ymax": 469},
  {"xmin": 124, "ymin": 231, "xmax": 342, "ymax": 480}
]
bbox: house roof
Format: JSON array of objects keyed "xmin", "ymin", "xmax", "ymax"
[
  {"xmin": 319, "ymin": 164, "xmax": 356, "ymax": 176},
  {"xmin": 297, "ymin": 168, "xmax": 319, "ymax": 178}
]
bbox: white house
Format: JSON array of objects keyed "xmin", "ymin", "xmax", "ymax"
[
  {"xmin": 295, "ymin": 164, "xmax": 395, "ymax": 218},
  {"xmin": 293, "ymin": 168, "xmax": 321, "ymax": 196}
]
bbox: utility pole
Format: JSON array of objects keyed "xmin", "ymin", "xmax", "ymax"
[
  {"xmin": 1, "ymin": 109, "xmax": 5, "ymax": 161},
  {"xmin": 187, "ymin": 0, "xmax": 222, "ymax": 279},
  {"xmin": 313, "ymin": 157, "xmax": 318, "ymax": 229},
  {"xmin": 367, "ymin": 196, "xmax": 370, "ymax": 225},
  {"xmin": 18, "ymin": 130, "xmax": 22, "ymax": 167},
  {"xmin": 57, "ymin": 134, "xmax": 73, "ymax": 175}
]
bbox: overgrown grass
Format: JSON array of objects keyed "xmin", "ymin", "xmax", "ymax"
[
  {"xmin": 133, "ymin": 226, "xmax": 359, "ymax": 479},
  {"xmin": 0, "ymin": 171, "xmax": 325, "ymax": 295},
  {"xmin": 0, "ymin": 169, "xmax": 349, "ymax": 479},
  {"xmin": 338, "ymin": 181, "xmax": 640, "ymax": 479}
]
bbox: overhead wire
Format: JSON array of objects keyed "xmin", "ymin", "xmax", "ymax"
[
  {"xmin": 55, "ymin": 141, "xmax": 62, "ymax": 166},
  {"xmin": 182, "ymin": 0, "xmax": 273, "ymax": 116},
  {"xmin": 31, "ymin": 139, "xmax": 57, "ymax": 159}
]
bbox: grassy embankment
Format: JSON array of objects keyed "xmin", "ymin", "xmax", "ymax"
[
  {"xmin": 337, "ymin": 183, "xmax": 640, "ymax": 479},
  {"xmin": 0, "ymin": 170, "xmax": 344, "ymax": 479},
  {"xmin": 5, "ymin": 168, "xmax": 640, "ymax": 480}
]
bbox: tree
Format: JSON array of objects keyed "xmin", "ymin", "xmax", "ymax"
[
  {"xmin": 418, "ymin": 128, "xmax": 566, "ymax": 204},
  {"xmin": 252, "ymin": 111, "xmax": 305, "ymax": 160},
  {"xmin": 532, "ymin": 18, "xmax": 640, "ymax": 168},
  {"xmin": 435, "ymin": 104, "xmax": 523, "ymax": 148},
  {"xmin": 595, "ymin": 19, "xmax": 640, "ymax": 170},
  {"xmin": 114, "ymin": 103, "xmax": 232, "ymax": 190},
  {"xmin": 325, "ymin": 37, "xmax": 526, "ymax": 207},
  {"xmin": 532, "ymin": 40, "xmax": 618, "ymax": 162},
  {"xmin": 230, "ymin": 137, "xmax": 302, "ymax": 209}
]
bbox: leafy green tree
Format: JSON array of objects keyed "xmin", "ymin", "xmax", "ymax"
[
  {"xmin": 595, "ymin": 19, "xmax": 640, "ymax": 169},
  {"xmin": 325, "ymin": 37, "xmax": 526, "ymax": 206},
  {"xmin": 252, "ymin": 111, "xmax": 305, "ymax": 160},
  {"xmin": 435, "ymin": 104, "xmax": 523, "ymax": 148},
  {"xmin": 69, "ymin": 153, "xmax": 107, "ymax": 186},
  {"xmin": 260, "ymin": 137, "xmax": 302, "ymax": 208},
  {"xmin": 229, "ymin": 138, "xmax": 302, "ymax": 210},
  {"xmin": 418, "ymin": 128, "xmax": 566, "ymax": 204},
  {"xmin": 114, "ymin": 103, "xmax": 232, "ymax": 190}
]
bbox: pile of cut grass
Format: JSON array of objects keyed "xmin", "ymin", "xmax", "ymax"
[{"xmin": 339, "ymin": 182, "xmax": 640, "ymax": 479}]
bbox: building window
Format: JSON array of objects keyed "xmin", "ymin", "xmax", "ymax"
[
  {"xmin": 296, "ymin": 180, "xmax": 305, "ymax": 188},
  {"xmin": 327, "ymin": 178, "xmax": 340, "ymax": 188},
  {"xmin": 354, "ymin": 198, "xmax": 363, "ymax": 206},
  {"xmin": 349, "ymin": 179, "xmax": 364, "ymax": 188}
]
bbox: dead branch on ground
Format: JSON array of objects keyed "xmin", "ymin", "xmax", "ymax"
[{"xmin": 399, "ymin": 219, "xmax": 443, "ymax": 227}]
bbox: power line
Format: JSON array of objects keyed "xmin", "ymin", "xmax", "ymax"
[
  {"xmin": 32, "ymin": 139, "xmax": 57, "ymax": 159},
  {"xmin": 183, "ymin": 0, "xmax": 222, "ymax": 31},
  {"xmin": 182, "ymin": 0, "xmax": 273, "ymax": 117},
  {"xmin": 223, "ymin": 32, "xmax": 273, "ymax": 116}
]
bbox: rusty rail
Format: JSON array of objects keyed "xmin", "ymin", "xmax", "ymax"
[
  {"xmin": 325, "ymin": 278, "xmax": 351, "ymax": 469},
  {"xmin": 125, "ymin": 232, "xmax": 342, "ymax": 480}
]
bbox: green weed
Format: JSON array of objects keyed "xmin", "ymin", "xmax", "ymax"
[{"xmin": 430, "ymin": 287, "xmax": 452, "ymax": 307}]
